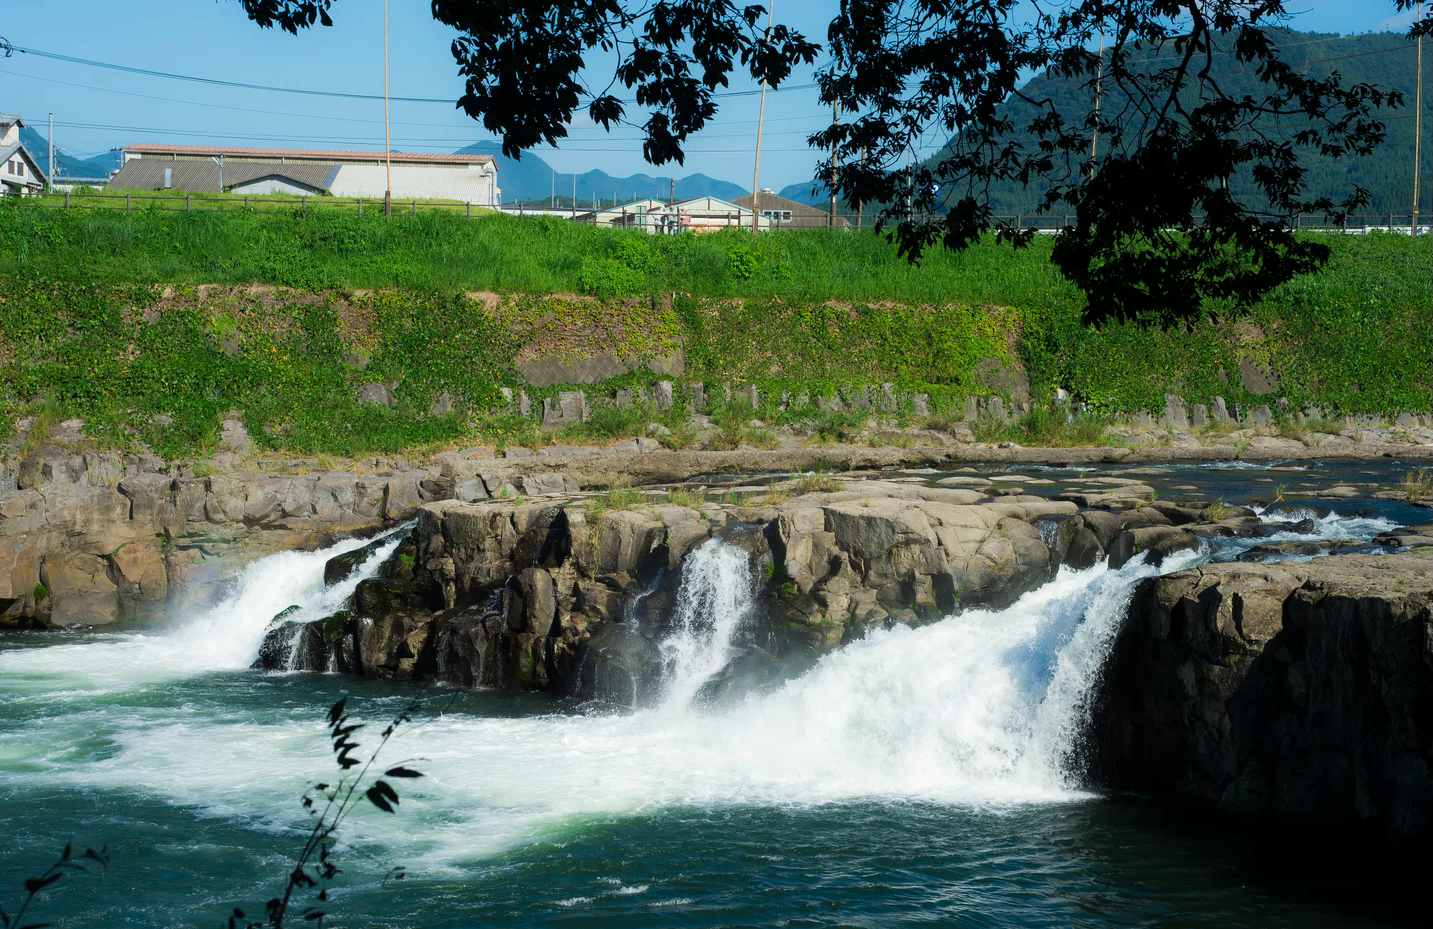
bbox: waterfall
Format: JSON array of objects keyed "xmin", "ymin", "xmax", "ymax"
[
  {"xmin": 2, "ymin": 505, "xmax": 1409, "ymax": 874},
  {"xmin": 655, "ymin": 539, "xmax": 755, "ymax": 711},
  {"xmin": 0, "ymin": 532, "xmax": 401, "ymax": 695}
]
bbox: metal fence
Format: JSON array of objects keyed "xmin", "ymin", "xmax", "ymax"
[
  {"xmin": 27, "ymin": 190, "xmax": 492, "ymax": 217},
  {"xmin": 19, "ymin": 190, "xmax": 1431, "ymax": 235}
]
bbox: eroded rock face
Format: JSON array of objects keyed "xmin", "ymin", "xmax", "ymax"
[
  {"xmin": 1091, "ymin": 550, "xmax": 1433, "ymax": 839},
  {"xmin": 262, "ymin": 482, "xmax": 1104, "ymax": 700},
  {"xmin": 0, "ymin": 459, "xmax": 442, "ymax": 627}
]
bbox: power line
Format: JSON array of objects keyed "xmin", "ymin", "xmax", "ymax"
[
  {"xmin": 2, "ymin": 66, "xmax": 833, "ymax": 134},
  {"xmin": 0, "ymin": 40, "xmax": 818, "ymax": 106},
  {"xmin": 23, "ymin": 116, "xmax": 831, "ymax": 150}
]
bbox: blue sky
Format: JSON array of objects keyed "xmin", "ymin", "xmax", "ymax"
[{"xmin": 0, "ymin": 0, "xmax": 1418, "ymax": 190}]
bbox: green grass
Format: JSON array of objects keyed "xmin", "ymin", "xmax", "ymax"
[
  {"xmin": 0, "ymin": 204, "xmax": 1427, "ymax": 461},
  {"xmin": 0, "ymin": 199, "xmax": 1082, "ymax": 303},
  {"xmin": 1402, "ymin": 468, "xmax": 1433, "ymax": 502},
  {"xmin": 969, "ymin": 402, "xmax": 1116, "ymax": 447}
]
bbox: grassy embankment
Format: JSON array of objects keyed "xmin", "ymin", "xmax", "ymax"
[{"xmin": 0, "ymin": 203, "xmax": 1428, "ymax": 460}]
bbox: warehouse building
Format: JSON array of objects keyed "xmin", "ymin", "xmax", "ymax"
[{"xmin": 110, "ymin": 144, "xmax": 500, "ymax": 204}]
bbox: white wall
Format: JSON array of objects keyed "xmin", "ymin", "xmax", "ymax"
[
  {"xmin": 230, "ymin": 175, "xmax": 324, "ymax": 196},
  {"xmin": 3, "ymin": 152, "xmax": 36, "ymax": 187},
  {"xmin": 328, "ymin": 163, "xmax": 498, "ymax": 204}
]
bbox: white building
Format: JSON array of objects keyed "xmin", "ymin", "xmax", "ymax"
[
  {"xmin": 591, "ymin": 196, "xmax": 770, "ymax": 234},
  {"xmin": 0, "ymin": 115, "xmax": 49, "ymax": 196},
  {"xmin": 110, "ymin": 145, "xmax": 500, "ymax": 204}
]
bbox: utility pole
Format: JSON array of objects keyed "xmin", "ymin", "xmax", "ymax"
[
  {"xmin": 856, "ymin": 147, "xmax": 867, "ymax": 231},
  {"xmin": 669, "ymin": 177, "xmax": 675, "ymax": 204},
  {"xmin": 1414, "ymin": 2, "xmax": 1424, "ymax": 235},
  {"xmin": 572, "ymin": 172, "xmax": 576, "ymax": 219},
  {"xmin": 829, "ymin": 100, "xmax": 838, "ymax": 228},
  {"xmin": 384, "ymin": 0, "xmax": 392, "ymax": 216},
  {"xmin": 751, "ymin": 0, "xmax": 775, "ymax": 233},
  {"xmin": 47, "ymin": 112, "xmax": 53, "ymax": 192},
  {"xmin": 551, "ymin": 168, "xmax": 555, "ymax": 209},
  {"xmin": 1089, "ymin": 31, "xmax": 1105, "ymax": 175}
]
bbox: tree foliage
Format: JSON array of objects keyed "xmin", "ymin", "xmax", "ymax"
[{"xmin": 238, "ymin": 1, "xmax": 1428, "ymax": 323}]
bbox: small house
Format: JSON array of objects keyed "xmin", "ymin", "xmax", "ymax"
[
  {"xmin": 732, "ymin": 191, "xmax": 849, "ymax": 229},
  {"xmin": 0, "ymin": 115, "xmax": 49, "ymax": 196}
]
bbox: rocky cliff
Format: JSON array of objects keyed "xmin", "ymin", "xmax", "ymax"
[
  {"xmin": 0, "ymin": 446, "xmax": 440, "ymax": 626},
  {"xmin": 1092, "ymin": 550, "xmax": 1433, "ymax": 838},
  {"xmin": 255, "ymin": 478, "xmax": 1253, "ymax": 703}
]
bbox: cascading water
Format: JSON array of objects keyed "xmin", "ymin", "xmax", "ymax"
[
  {"xmin": 0, "ymin": 532, "xmax": 401, "ymax": 696},
  {"xmin": 0, "ymin": 506, "xmax": 1407, "ymax": 881},
  {"xmin": 655, "ymin": 539, "xmax": 756, "ymax": 711}
]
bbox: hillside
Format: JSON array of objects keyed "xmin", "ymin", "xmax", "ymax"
[
  {"xmin": 18, "ymin": 126, "xmax": 117, "ymax": 181},
  {"xmin": 781, "ymin": 29, "xmax": 1431, "ymax": 215},
  {"xmin": 456, "ymin": 141, "xmax": 748, "ymax": 205}
]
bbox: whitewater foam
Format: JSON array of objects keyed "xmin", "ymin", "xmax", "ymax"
[
  {"xmin": 656, "ymin": 538, "xmax": 755, "ymax": 710},
  {"xmin": 0, "ymin": 506, "xmax": 1404, "ymax": 873},
  {"xmin": 0, "ymin": 532, "xmax": 400, "ymax": 697}
]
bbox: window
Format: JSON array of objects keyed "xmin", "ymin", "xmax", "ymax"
[{"xmin": 761, "ymin": 209, "xmax": 793, "ymax": 221}]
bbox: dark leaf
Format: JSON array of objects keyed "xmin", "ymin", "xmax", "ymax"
[
  {"xmin": 383, "ymin": 766, "xmax": 423, "ymax": 779},
  {"xmin": 22, "ymin": 874, "xmax": 61, "ymax": 894},
  {"xmin": 327, "ymin": 697, "xmax": 347, "ymax": 726},
  {"xmin": 366, "ymin": 780, "xmax": 399, "ymax": 813}
]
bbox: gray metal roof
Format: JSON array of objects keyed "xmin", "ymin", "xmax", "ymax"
[
  {"xmin": 731, "ymin": 192, "xmax": 850, "ymax": 228},
  {"xmin": 108, "ymin": 158, "xmax": 336, "ymax": 193}
]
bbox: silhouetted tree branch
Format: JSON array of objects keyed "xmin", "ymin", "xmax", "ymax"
[{"xmin": 235, "ymin": 1, "xmax": 1424, "ymax": 323}]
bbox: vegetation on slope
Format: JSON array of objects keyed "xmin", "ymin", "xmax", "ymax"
[{"xmin": 0, "ymin": 205, "xmax": 1427, "ymax": 459}]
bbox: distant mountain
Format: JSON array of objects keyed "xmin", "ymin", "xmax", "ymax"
[
  {"xmin": 778, "ymin": 180, "xmax": 834, "ymax": 207},
  {"xmin": 952, "ymin": 28, "xmax": 1433, "ymax": 216},
  {"xmin": 777, "ymin": 30, "xmax": 1432, "ymax": 216},
  {"xmin": 18, "ymin": 126, "xmax": 117, "ymax": 180},
  {"xmin": 456, "ymin": 141, "xmax": 748, "ymax": 204}
]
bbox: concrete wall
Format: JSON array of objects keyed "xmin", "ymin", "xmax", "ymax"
[{"xmin": 329, "ymin": 163, "xmax": 499, "ymax": 204}]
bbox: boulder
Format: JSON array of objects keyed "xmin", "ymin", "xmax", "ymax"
[
  {"xmin": 542, "ymin": 391, "xmax": 589, "ymax": 425},
  {"xmin": 1161, "ymin": 394, "xmax": 1189, "ymax": 430},
  {"xmin": 358, "ymin": 383, "xmax": 396, "ymax": 408}
]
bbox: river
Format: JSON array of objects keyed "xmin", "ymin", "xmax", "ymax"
[{"xmin": 1, "ymin": 459, "xmax": 1427, "ymax": 928}]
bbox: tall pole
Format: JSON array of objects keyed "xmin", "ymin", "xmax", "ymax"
[
  {"xmin": 1414, "ymin": 2, "xmax": 1424, "ymax": 235},
  {"xmin": 829, "ymin": 100, "xmax": 838, "ymax": 228},
  {"xmin": 47, "ymin": 112, "xmax": 53, "ymax": 192},
  {"xmin": 856, "ymin": 147, "xmax": 866, "ymax": 231},
  {"xmin": 572, "ymin": 172, "xmax": 576, "ymax": 218},
  {"xmin": 750, "ymin": 1, "xmax": 775, "ymax": 233},
  {"xmin": 1089, "ymin": 31, "xmax": 1105, "ymax": 174},
  {"xmin": 551, "ymin": 169, "xmax": 555, "ymax": 209},
  {"xmin": 383, "ymin": 0, "xmax": 392, "ymax": 216}
]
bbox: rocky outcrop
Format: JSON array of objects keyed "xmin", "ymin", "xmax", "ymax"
[
  {"xmin": 257, "ymin": 481, "xmax": 1143, "ymax": 699},
  {"xmin": 1091, "ymin": 550, "xmax": 1433, "ymax": 839},
  {"xmin": 0, "ymin": 455, "xmax": 442, "ymax": 627}
]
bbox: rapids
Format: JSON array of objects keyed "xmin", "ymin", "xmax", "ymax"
[{"xmin": 0, "ymin": 504, "xmax": 1418, "ymax": 928}]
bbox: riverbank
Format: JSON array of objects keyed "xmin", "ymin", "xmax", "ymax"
[{"xmin": 0, "ymin": 214, "xmax": 1428, "ymax": 462}]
